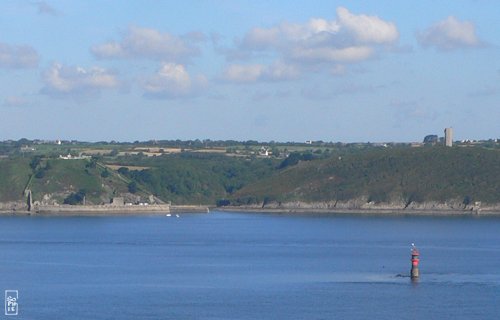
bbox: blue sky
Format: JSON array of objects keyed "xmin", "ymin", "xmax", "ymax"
[{"xmin": 0, "ymin": 0, "xmax": 498, "ymax": 142}]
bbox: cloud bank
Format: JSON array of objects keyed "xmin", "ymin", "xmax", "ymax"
[{"xmin": 222, "ymin": 7, "xmax": 399, "ymax": 84}]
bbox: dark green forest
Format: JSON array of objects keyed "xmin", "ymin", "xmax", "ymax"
[{"xmin": 230, "ymin": 146, "xmax": 500, "ymax": 206}]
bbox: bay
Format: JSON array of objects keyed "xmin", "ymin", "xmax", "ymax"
[{"xmin": 0, "ymin": 212, "xmax": 499, "ymax": 319}]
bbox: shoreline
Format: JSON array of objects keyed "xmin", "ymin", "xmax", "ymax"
[
  {"xmin": 217, "ymin": 206, "xmax": 500, "ymax": 216},
  {"xmin": 1, "ymin": 204, "xmax": 499, "ymax": 216}
]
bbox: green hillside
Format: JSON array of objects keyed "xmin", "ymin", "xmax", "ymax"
[
  {"xmin": 231, "ymin": 147, "xmax": 500, "ymax": 205},
  {"xmin": 27, "ymin": 158, "xmax": 135, "ymax": 205},
  {"xmin": 0, "ymin": 153, "xmax": 279, "ymax": 206},
  {"xmin": 0, "ymin": 158, "xmax": 32, "ymax": 202},
  {"xmin": 111, "ymin": 153, "xmax": 279, "ymax": 204},
  {"xmin": 2, "ymin": 146, "xmax": 500, "ymax": 208}
]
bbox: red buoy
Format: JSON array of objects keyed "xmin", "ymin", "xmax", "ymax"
[{"xmin": 410, "ymin": 243, "xmax": 420, "ymax": 279}]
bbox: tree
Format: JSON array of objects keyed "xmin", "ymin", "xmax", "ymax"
[
  {"xmin": 86, "ymin": 157, "xmax": 98, "ymax": 169},
  {"xmin": 278, "ymin": 152, "xmax": 314, "ymax": 169},
  {"xmin": 117, "ymin": 167, "xmax": 129, "ymax": 175},
  {"xmin": 271, "ymin": 147, "xmax": 280, "ymax": 157},
  {"xmin": 34, "ymin": 169, "xmax": 45, "ymax": 179},
  {"xmin": 128, "ymin": 181, "xmax": 138, "ymax": 193},
  {"xmin": 101, "ymin": 169, "xmax": 110, "ymax": 178},
  {"xmin": 216, "ymin": 199, "xmax": 231, "ymax": 207},
  {"xmin": 63, "ymin": 189, "xmax": 86, "ymax": 205},
  {"xmin": 423, "ymin": 135, "xmax": 438, "ymax": 144},
  {"xmin": 30, "ymin": 156, "xmax": 42, "ymax": 171}
]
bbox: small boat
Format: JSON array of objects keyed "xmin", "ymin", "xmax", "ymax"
[{"xmin": 166, "ymin": 213, "xmax": 172, "ymax": 217}]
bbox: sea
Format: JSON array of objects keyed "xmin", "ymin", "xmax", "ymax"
[{"xmin": 0, "ymin": 211, "xmax": 499, "ymax": 319}]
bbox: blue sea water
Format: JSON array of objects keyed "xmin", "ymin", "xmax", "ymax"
[{"xmin": 0, "ymin": 212, "xmax": 499, "ymax": 319}]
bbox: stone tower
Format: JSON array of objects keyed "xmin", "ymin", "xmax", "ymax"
[{"xmin": 444, "ymin": 127, "xmax": 453, "ymax": 147}]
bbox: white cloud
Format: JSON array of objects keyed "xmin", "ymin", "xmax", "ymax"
[
  {"xmin": 92, "ymin": 26, "xmax": 202, "ymax": 61},
  {"xmin": 222, "ymin": 61, "xmax": 299, "ymax": 83},
  {"xmin": 336, "ymin": 7, "xmax": 398, "ymax": 44},
  {"xmin": 223, "ymin": 7, "xmax": 399, "ymax": 84},
  {"xmin": 91, "ymin": 42, "xmax": 123, "ymax": 58},
  {"xmin": 418, "ymin": 16, "xmax": 482, "ymax": 51},
  {"xmin": 240, "ymin": 16, "xmax": 343, "ymax": 52},
  {"xmin": 238, "ymin": 7, "xmax": 398, "ymax": 59},
  {"xmin": 41, "ymin": 63, "xmax": 121, "ymax": 98},
  {"xmin": 0, "ymin": 43, "xmax": 39, "ymax": 68},
  {"xmin": 142, "ymin": 63, "xmax": 207, "ymax": 98}
]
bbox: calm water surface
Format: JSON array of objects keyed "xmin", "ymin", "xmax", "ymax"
[{"xmin": 0, "ymin": 212, "xmax": 499, "ymax": 319}]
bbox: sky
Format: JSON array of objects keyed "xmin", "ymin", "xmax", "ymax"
[{"xmin": 0, "ymin": 0, "xmax": 498, "ymax": 143}]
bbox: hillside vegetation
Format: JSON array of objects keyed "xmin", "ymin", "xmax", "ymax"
[
  {"xmin": 2, "ymin": 146, "xmax": 500, "ymax": 208},
  {"xmin": 0, "ymin": 153, "xmax": 279, "ymax": 206},
  {"xmin": 0, "ymin": 158, "xmax": 31, "ymax": 202},
  {"xmin": 28, "ymin": 158, "xmax": 134, "ymax": 205},
  {"xmin": 230, "ymin": 147, "xmax": 500, "ymax": 206},
  {"xmin": 108, "ymin": 153, "xmax": 279, "ymax": 204}
]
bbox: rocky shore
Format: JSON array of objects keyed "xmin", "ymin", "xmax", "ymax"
[
  {"xmin": 218, "ymin": 198, "xmax": 500, "ymax": 215},
  {"xmin": 2, "ymin": 199, "xmax": 500, "ymax": 216}
]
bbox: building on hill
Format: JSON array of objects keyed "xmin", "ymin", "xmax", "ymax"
[
  {"xmin": 259, "ymin": 147, "xmax": 270, "ymax": 157},
  {"xmin": 444, "ymin": 127, "xmax": 453, "ymax": 147},
  {"xmin": 59, "ymin": 154, "xmax": 91, "ymax": 160},
  {"xmin": 111, "ymin": 197, "xmax": 124, "ymax": 206},
  {"xmin": 20, "ymin": 145, "xmax": 36, "ymax": 152}
]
